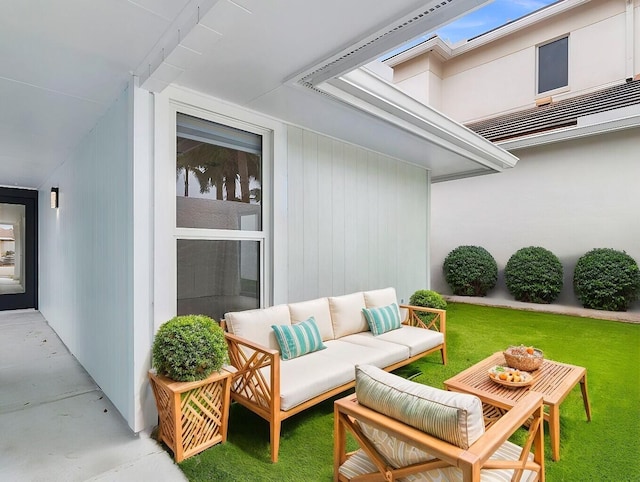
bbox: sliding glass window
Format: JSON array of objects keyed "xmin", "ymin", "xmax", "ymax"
[{"xmin": 176, "ymin": 113, "xmax": 265, "ymax": 321}]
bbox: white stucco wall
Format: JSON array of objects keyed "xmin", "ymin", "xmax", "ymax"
[
  {"xmin": 391, "ymin": 1, "xmax": 632, "ymax": 123},
  {"xmin": 441, "ymin": 1, "xmax": 628, "ymax": 122},
  {"xmin": 39, "ymin": 84, "xmax": 136, "ymax": 427},
  {"xmin": 430, "ymin": 128, "xmax": 640, "ymax": 312}
]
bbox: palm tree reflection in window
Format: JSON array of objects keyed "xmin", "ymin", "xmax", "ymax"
[{"xmin": 177, "ymin": 138, "xmax": 261, "ymax": 204}]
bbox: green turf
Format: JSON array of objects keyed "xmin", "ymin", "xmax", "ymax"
[{"xmin": 178, "ymin": 303, "xmax": 640, "ymax": 481}]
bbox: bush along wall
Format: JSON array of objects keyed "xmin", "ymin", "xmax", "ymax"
[
  {"xmin": 573, "ymin": 248, "xmax": 640, "ymax": 311},
  {"xmin": 409, "ymin": 289, "xmax": 447, "ymax": 323},
  {"xmin": 443, "ymin": 245, "xmax": 497, "ymax": 296},
  {"xmin": 505, "ymin": 246, "xmax": 563, "ymax": 304}
]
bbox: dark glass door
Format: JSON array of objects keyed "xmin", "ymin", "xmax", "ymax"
[{"xmin": 0, "ymin": 188, "xmax": 37, "ymax": 310}]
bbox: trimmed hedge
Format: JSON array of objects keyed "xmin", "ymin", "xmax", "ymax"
[
  {"xmin": 443, "ymin": 245, "xmax": 497, "ymax": 296},
  {"xmin": 573, "ymin": 248, "xmax": 640, "ymax": 311},
  {"xmin": 152, "ymin": 314, "xmax": 229, "ymax": 382},
  {"xmin": 505, "ymin": 246, "xmax": 563, "ymax": 304}
]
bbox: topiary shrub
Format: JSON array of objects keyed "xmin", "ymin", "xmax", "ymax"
[
  {"xmin": 152, "ymin": 314, "xmax": 229, "ymax": 382},
  {"xmin": 409, "ymin": 289, "xmax": 447, "ymax": 323},
  {"xmin": 573, "ymin": 248, "xmax": 640, "ymax": 311},
  {"xmin": 505, "ymin": 246, "xmax": 563, "ymax": 304},
  {"xmin": 443, "ymin": 245, "xmax": 498, "ymax": 296}
]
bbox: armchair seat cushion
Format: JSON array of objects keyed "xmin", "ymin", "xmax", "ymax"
[{"xmin": 339, "ymin": 443, "xmax": 539, "ymax": 482}]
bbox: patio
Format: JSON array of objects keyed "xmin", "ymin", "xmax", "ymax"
[
  {"xmin": 3, "ymin": 300, "xmax": 635, "ymax": 480},
  {"xmin": 0, "ymin": 310, "xmax": 184, "ymax": 481}
]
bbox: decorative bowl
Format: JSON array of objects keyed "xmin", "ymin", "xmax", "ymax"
[
  {"xmin": 504, "ymin": 345, "xmax": 543, "ymax": 371},
  {"xmin": 488, "ymin": 365, "xmax": 534, "ymax": 388}
]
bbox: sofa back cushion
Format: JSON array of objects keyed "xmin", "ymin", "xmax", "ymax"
[
  {"xmin": 363, "ymin": 287, "xmax": 398, "ymax": 308},
  {"xmin": 329, "ymin": 292, "xmax": 368, "ymax": 338},
  {"xmin": 355, "ymin": 365, "xmax": 484, "ymax": 450},
  {"xmin": 225, "ymin": 304, "xmax": 291, "ymax": 351},
  {"xmin": 288, "ymin": 297, "xmax": 335, "ymax": 341},
  {"xmin": 364, "ymin": 287, "xmax": 408, "ymax": 323}
]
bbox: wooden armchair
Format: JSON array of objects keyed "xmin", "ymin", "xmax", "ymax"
[{"xmin": 334, "ymin": 374, "xmax": 545, "ymax": 482}]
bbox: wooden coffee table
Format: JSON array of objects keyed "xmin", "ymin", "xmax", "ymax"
[{"xmin": 444, "ymin": 351, "xmax": 591, "ymax": 461}]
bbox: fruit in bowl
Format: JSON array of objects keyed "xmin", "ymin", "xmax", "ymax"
[
  {"xmin": 488, "ymin": 365, "xmax": 533, "ymax": 386},
  {"xmin": 504, "ymin": 345, "xmax": 543, "ymax": 371}
]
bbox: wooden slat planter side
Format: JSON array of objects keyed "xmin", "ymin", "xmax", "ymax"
[{"xmin": 149, "ymin": 369, "xmax": 232, "ymax": 462}]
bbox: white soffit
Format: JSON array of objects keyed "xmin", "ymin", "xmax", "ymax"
[
  {"xmin": 293, "ymin": 0, "xmax": 490, "ymax": 88},
  {"xmin": 315, "ymin": 68, "xmax": 518, "ymax": 179}
]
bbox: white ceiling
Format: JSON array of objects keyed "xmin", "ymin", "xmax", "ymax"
[{"xmin": 0, "ymin": 0, "xmax": 504, "ymax": 189}]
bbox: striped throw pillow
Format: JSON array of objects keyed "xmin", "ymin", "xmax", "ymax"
[
  {"xmin": 271, "ymin": 316, "xmax": 326, "ymax": 360},
  {"xmin": 362, "ymin": 303, "xmax": 401, "ymax": 336}
]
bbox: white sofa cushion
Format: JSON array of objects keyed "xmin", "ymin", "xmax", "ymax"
[
  {"xmin": 363, "ymin": 287, "xmax": 398, "ymax": 308},
  {"xmin": 272, "ymin": 353, "xmax": 355, "ymax": 411},
  {"xmin": 340, "ymin": 334, "xmax": 409, "ymax": 365},
  {"xmin": 288, "ymin": 297, "xmax": 335, "ymax": 341},
  {"xmin": 355, "ymin": 365, "xmax": 484, "ymax": 450},
  {"xmin": 317, "ymin": 340, "xmax": 405, "ymax": 369},
  {"xmin": 225, "ymin": 304, "xmax": 290, "ymax": 351},
  {"xmin": 329, "ymin": 292, "xmax": 368, "ymax": 338},
  {"xmin": 369, "ymin": 325, "xmax": 444, "ymax": 357}
]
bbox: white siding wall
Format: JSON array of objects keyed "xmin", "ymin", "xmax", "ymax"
[
  {"xmin": 39, "ymin": 85, "xmax": 135, "ymax": 426},
  {"xmin": 430, "ymin": 128, "xmax": 640, "ymax": 311},
  {"xmin": 286, "ymin": 126, "xmax": 429, "ymax": 303}
]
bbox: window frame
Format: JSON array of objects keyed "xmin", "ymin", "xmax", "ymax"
[
  {"xmin": 173, "ymin": 104, "xmax": 271, "ymax": 312},
  {"xmin": 536, "ymin": 35, "xmax": 570, "ymax": 97}
]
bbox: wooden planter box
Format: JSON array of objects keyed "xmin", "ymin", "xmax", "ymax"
[{"xmin": 148, "ymin": 369, "xmax": 232, "ymax": 462}]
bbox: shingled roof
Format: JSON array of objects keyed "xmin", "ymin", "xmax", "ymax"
[{"xmin": 466, "ymin": 80, "xmax": 640, "ymax": 142}]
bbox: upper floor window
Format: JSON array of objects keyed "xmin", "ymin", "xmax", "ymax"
[{"xmin": 537, "ymin": 36, "xmax": 568, "ymax": 94}]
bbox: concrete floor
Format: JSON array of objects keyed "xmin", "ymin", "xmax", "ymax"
[{"xmin": 0, "ymin": 310, "xmax": 187, "ymax": 482}]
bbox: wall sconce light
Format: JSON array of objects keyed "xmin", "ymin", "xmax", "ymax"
[{"xmin": 50, "ymin": 187, "xmax": 59, "ymax": 209}]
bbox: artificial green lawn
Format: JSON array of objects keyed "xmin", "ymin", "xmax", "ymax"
[{"xmin": 178, "ymin": 303, "xmax": 640, "ymax": 481}]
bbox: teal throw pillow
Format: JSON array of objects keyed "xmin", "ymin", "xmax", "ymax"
[
  {"xmin": 271, "ymin": 316, "xmax": 326, "ymax": 360},
  {"xmin": 362, "ymin": 303, "xmax": 401, "ymax": 336}
]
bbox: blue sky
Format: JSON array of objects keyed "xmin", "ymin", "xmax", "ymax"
[{"xmin": 384, "ymin": 0, "xmax": 559, "ymax": 58}]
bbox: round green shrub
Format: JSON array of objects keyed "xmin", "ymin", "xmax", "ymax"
[
  {"xmin": 505, "ymin": 246, "xmax": 563, "ymax": 304},
  {"xmin": 409, "ymin": 289, "xmax": 447, "ymax": 310},
  {"xmin": 573, "ymin": 248, "xmax": 640, "ymax": 311},
  {"xmin": 409, "ymin": 289, "xmax": 447, "ymax": 323},
  {"xmin": 152, "ymin": 315, "xmax": 229, "ymax": 382},
  {"xmin": 443, "ymin": 246, "xmax": 498, "ymax": 296}
]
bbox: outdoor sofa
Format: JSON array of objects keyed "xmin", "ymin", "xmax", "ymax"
[{"xmin": 223, "ymin": 287, "xmax": 446, "ymax": 462}]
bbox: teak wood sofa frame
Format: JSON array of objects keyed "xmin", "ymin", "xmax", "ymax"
[{"xmin": 224, "ymin": 305, "xmax": 446, "ymax": 463}]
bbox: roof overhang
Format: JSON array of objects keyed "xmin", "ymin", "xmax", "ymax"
[
  {"xmin": 497, "ymin": 104, "xmax": 640, "ymax": 151},
  {"xmin": 309, "ymin": 67, "xmax": 518, "ymax": 181}
]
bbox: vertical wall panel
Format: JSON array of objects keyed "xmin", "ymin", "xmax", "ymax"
[
  {"xmin": 39, "ymin": 86, "xmax": 134, "ymax": 427},
  {"xmin": 287, "ymin": 126, "xmax": 428, "ymax": 303}
]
